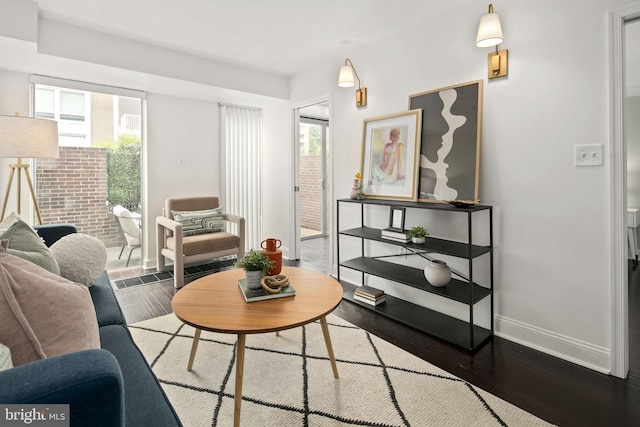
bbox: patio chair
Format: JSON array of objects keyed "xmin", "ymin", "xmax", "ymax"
[{"xmin": 113, "ymin": 205, "xmax": 141, "ymax": 267}]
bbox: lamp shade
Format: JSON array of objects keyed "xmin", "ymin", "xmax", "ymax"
[
  {"xmin": 338, "ymin": 65, "xmax": 355, "ymax": 87},
  {"xmin": 476, "ymin": 12, "xmax": 504, "ymax": 48},
  {"xmin": 0, "ymin": 115, "xmax": 59, "ymax": 158}
]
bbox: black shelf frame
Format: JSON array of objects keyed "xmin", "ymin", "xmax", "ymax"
[{"xmin": 336, "ymin": 198, "xmax": 494, "ymax": 351}]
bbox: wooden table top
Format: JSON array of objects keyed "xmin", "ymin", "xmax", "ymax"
[{"xmin": 171, "ymin": 266, "xmax": 343, "ymax": 334}]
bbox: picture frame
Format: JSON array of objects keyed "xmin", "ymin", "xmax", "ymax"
[
  {"xmin": 360, "ymin": 110, "xmax": 422, "ymax": 201},
  {"xmin": 408, "ymin": 80, "xmax": 483, "ymax": 202},
  {"xmin": 388, "ymin": 207, "xmax": 406, "ymax": 231}
]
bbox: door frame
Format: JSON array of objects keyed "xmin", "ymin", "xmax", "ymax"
[
  {"xmin": 610, "ymin": 3, "xmax": 640, "ymax": 379},
  {"xmin": 291, "ymin": 96, "xmax": 331, "ymax": 261}
]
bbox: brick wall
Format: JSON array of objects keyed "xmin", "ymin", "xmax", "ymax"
[
  {"xmin": 300, "ymin": 155, "xmax": 331, "ymax": 232},
  {"xmin": 36, "ymin": 146, "xmax": 124, "ymax": 248}
]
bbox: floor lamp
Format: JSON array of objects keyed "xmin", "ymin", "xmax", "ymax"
[{"xmin": 0, "ymin": 115, "xmax": 59, "ymax": 225}]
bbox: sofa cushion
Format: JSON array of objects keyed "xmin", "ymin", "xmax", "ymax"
[
  {"xmin": 99, "ymin": 325, "xmax": 181, "ymax": 426},
  {"xmin": 171, "ymin": 207, "xmax": 225, "ymax": 236},
  {"xmin": 166, "ymin": 231, "xmax": 240, "ymax": 256},
  {"xmin": 0, "ymin": 219, "xmax": 60, "ymax": 275},
  {"xmin": 51, "ymin": 233, "xmax": 107, "ymax": 286},
  {"xmin": 0, "ymin": 252, "xmax": 100, "ymax": 367},
  {"xmin": 90, "ymin": 271, "xmax": 126, "ymax": 327}
]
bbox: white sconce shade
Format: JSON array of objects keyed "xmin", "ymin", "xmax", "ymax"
[
  {"xmin": 338, "ymin": 65, "xmax": 355, "ymax": 87},
  {"xmin": 476, "ymin": 12, "xmax": 504, "ymax": 48}
]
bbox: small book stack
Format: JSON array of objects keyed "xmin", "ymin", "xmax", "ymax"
[
  {"xmin": 380, "ymin": 228, "xmax": 410, "ymax": 243},
  {"xmin": 353, "ymin": 285, "xmax": 386, "ymax": 306}
]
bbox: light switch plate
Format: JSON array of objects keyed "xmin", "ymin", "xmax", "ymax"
[{"xmin": 574, "ymin": 144, "xmax": 603, "ymax": 166}]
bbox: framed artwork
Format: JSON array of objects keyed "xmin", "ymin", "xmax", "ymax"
[
  {"xmin": 360, "ymin": 110, "xmax": 422, "ymax": 201},
  {"xmin": 408, "ymin": 80, "xmax": 483, "ymax": 202},
  {"xmin": 388, "ymin": 207, "xmax": 406, "ymax": 231}
]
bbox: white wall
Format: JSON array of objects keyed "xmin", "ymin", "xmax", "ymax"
[
  {"xmin": 285, "ymin": 0, "xmax": 631, "ymax": 372},
  {"xmin": 143, "ymin": 93, "xmax": 221, "ymax": 266}
]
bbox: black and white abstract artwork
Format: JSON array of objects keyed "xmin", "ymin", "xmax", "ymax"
[{"xmin": 409, "ymin": 80, "xmax": 482, "ymax": 202}]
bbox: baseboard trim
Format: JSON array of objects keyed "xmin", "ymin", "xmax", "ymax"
[{"xmin": 495, "ymin": 314, "xmax": 611, "ymax": 374}]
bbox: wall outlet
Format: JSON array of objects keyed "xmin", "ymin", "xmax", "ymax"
[{"xmin": 574, "ymin": 144, "xmax": 603, "ymax": 167}]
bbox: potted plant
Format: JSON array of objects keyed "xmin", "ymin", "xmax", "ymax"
[
  {"xmin": 235, "ymin": 249, "xmax": 275, "ymax": 289},
  {"xmin": 409, "ymin": 226, "xmax": 429, "ymax": 244}
]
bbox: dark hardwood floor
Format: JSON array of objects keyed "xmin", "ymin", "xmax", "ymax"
[{"xmin": 112, "ymin": 238, "xmax": 640, "ymax": 426}]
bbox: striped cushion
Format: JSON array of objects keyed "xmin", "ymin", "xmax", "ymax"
[{"xmin": 171, "ymin": 208, "xmax": 225, "ymax": 236}]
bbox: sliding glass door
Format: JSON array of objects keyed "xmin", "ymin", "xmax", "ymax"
[{"xmin": 32, "ymin": 79, "xmax": 143, "ymax": 271}]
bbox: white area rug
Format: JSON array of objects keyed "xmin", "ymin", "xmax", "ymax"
[{"xmin": 130, "ymin": 313, "xmax": 554, "ymax": 426}]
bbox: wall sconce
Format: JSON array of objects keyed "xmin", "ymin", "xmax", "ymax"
[
  {"xmin": 476, "ymin": 3, "xmax": 508, "ymax": 79},
  {"xmin": 338, "ymin": 59, "xmax": 367, "ymax": 108}
]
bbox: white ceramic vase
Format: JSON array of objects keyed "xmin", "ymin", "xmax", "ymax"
[
  {"xmin": 424, "ymin": 259, "xmax": 451, "ymax": 287},
  {"xmin": 412, "ymin": 236, "xmax": 425, "ymax": 244},
  {"xmin": 245, "ymin": 270, "xmax": 263, "ymax": 289}
]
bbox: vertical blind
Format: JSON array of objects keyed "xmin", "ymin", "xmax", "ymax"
[{"xmin": 219, "ymin": 104, "xmax": 263, "ymax": 251}]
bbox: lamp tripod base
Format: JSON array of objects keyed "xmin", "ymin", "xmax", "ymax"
[{"xmin": 0, "ymin": 161, "xmax": 43, "ymax": 225}]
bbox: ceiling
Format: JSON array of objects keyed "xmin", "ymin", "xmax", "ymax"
[{"xmin": 33, "ymin": 0, "xmax": 475, "ymax": 77}]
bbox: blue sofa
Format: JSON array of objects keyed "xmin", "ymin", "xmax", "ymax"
[{"xmin": 0, "ymin": 225, "xmax": 182, "ymax": 427}]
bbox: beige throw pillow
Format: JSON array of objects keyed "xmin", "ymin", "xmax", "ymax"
[{"xmin": 0, "ymin": 252, "xmax": 100, "ymax": 367}]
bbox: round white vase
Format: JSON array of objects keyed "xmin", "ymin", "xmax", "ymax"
[
  {"xmin": 424, "ymin": 259, "xmax": 451, "ymax": 287},
  {"xmin": 412, "ymin": 236, "xmax": 425, "ymax": 244},
  {"xmin": 245, "ymin": 270, "xmax": 263, "ymax": 289}
]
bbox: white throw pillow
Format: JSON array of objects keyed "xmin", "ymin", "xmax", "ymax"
[
  {"xmin": 0, "ymin": 343, "xmax": 12, "ymax": 371},
  {"xmin": 50, "ymin": 233, "xmax": 107, "ymax": 286}
]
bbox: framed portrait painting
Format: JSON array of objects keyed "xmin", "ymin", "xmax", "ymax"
[
  {"xmin": 408, "ymin": 80, "xmax": 483, "ymax": 202},
  {"xmin": 360, "ymin": 110, "xmax": 422, "ymax": 201}
]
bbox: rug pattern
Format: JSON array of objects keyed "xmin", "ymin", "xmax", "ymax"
[{"xmin": 130, "ymin": 314, "xmax": 553, "ymax": 426}]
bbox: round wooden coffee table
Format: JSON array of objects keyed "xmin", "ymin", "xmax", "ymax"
[{"xmin": 171, "ymin": 266, "xmax": 343, "ymax": 427}]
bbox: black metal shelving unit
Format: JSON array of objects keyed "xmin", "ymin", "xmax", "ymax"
[{"xmin": 337, "ymin": 198, "xmax": 494, "ymax": 351}]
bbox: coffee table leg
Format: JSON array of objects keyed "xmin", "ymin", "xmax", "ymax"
[
  {"xmin": 319, "ymin": 316, "xmax": 339, "ymax": 379},
  {"xmin": 187, "ymin": 328, "xmax": 202, "ymax": 371},
  {"xmin": 234, "ymin": 334, "xmax": 246, "ymax": 427}
]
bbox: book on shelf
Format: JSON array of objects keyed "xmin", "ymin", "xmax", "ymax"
[
  {"xmin": 353, "ymin": 293, "xmax": 386, "ymax": 306},
  {"xmin": 381, "ymin": 228, "xmax": 410, "ymax": 239},
  {"xmin": 381, "ymin": 228, "xmax": 410, "ymax": 242},
  {"xmin": 355, "ymin": 285, "xmax": 385, "ymax": 299},
  {"xmin": 238, "ymin": 279, "xmax": 296, "ymax": 302}
]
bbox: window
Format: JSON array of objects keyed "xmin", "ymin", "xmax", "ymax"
[{"xmin": 59, "ymin": 91, "xmax": 85, "ymax": 121}]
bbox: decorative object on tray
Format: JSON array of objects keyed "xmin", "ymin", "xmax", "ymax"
[
  {"xmin": 260, "ymin": 238, "xmax": 282, "ymax": 275},
  {"xmin": 350, "ymin": 172, "xmax": 365, "ymax": 200},
  {"xmin": 234, "ymin": 249, "xmax": 275, "ymax": 289},
  {"xmin": 424, "ymin": 259, "xmax": 451, "ymax": 287},
  {"xmin": 238, "ymin": 278, "xmax": 295, "ymax": 302},
  {"xmin": 409, "ymin": 225, "xmax": 429, "ymax": 244},
  {"xmin": 353, "ymin": 285, "xmax": 386, "ymax": 306},
  {"xmin": 360, "ymin": 110, "xmax": 423, "ymax": 201},
  {"xmin": 409, "ymin": 80, "xmax": 483, "ymax": 202},
  {"xmin": 446, "ymin": 199, "xmax": 480, "ymax": 208},
  {"xmin": 261, "ymin": 274, "xmax": 289, "ymax": 294}
]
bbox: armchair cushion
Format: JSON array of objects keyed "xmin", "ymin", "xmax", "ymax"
[
  {"xmin": 171, "ymin": 207, "xmax": 225, "ymax": 236},
  {"xmin": 166, "ymin": 231, "xmax": 240, "ymax": 256}
]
